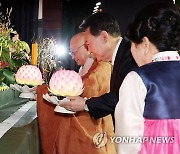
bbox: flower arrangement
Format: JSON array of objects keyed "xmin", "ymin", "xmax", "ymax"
[{"xmin": 0, "ymin": 8, "xmax": 30, "ymax": 87}]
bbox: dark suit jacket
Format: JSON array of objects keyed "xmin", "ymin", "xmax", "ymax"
[{"xmin": 86, "ymin": 37, "xmax": 138, "ymax": 119}]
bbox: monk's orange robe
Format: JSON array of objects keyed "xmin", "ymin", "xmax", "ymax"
[{"xmin": 37, "ymin": 60, "xmax": 116, "ymax": 154}]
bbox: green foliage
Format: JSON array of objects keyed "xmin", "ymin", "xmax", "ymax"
[{"xmin": 0, "ymin": 8, "xmax": 30, "ymax": 86}]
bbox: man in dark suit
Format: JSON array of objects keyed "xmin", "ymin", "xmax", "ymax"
[{"xmin": 61, "ymin": 12, "xmax": 137, "ymax": 119}]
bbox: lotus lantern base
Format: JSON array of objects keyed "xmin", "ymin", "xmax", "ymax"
[
  {"xmin": 43, "ymin": 93, "xmax": 75, "ymax": 114},
  {"xmin": 10, "ymin": 84, "xmax": 37, "ymax": 100}
]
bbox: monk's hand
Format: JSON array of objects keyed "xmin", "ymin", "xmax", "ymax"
[{"xmin": 60, "ymin": 96, "xmax": 86, "ymax": 112}]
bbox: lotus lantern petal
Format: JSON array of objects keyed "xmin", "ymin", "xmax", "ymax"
[
  {"xmin": 15, "ymin": 65, "xmax": 43, "ymax": 86},
  {"xmin": 49, "ymin": 70, "xmax": 83, "ymax": 96}
]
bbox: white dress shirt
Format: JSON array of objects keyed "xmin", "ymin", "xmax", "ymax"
[{"xmin": 112, "ymin": 37, "xmax": 122, "ymax": 65}]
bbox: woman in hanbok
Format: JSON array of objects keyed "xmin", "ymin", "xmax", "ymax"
[{"xmin": 115, "ymin": 3, "xmax": 180, "ymax": 154}]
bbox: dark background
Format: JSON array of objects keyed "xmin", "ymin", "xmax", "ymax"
[
  {"xmin": 103, "ymin": 0, "xmax": 174, "ymax": 37},
  {"xmin": 0, "ymin": 0, "xmax": 176, "ymax": 70},
  {"xmin": 0, "ymin": 0, "xmax": 39, "ymax": 44}
]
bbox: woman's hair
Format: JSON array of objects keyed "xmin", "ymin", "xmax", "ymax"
[{"xmin": 127, "ymin": 3, "xmax": 180, "ymax": 52}]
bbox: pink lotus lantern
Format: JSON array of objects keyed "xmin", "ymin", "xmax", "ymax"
[
  {"xmin": 11, "ymin": 65, "xmax": 43, "ymax": 100},
  {"xmin": 48, "ymin": 69, "xmax": 83, "ymax": 96},
  {"xmin": 15, "ymin": 65, "xmax": 43, "ymax": 86},
  {"xmin": 43, "ymin": 69, "xmax": 83, "ymax": 114}
]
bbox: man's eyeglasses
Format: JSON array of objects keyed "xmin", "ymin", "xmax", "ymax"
[{"xmin": 70, "ymin": 44, "xmax": 87, "ymax": 56}]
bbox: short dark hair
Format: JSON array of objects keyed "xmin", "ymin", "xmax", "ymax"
[
  {"xmin": 127, "ymin": 3, "xmax": 180, "ymax": 52},
  {"xmin": 79, "ymin": 12, "xmax": 121, "ymax": 38}
]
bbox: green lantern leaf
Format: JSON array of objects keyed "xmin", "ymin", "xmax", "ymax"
[
  {"xmin": 0, "ymin": 70, "xmax": 5, "ymax": 83},
  {"xmin": 3, "ymin": 69, "xmax": 15, "ymax": 85}
]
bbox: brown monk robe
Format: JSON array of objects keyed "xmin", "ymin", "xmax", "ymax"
[{"xmin": 37, "ymin": 60, "xmax": 116, "ymax": 154}]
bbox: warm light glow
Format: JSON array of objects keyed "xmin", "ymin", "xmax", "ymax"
[
  {"xmin": 54, "ymin": 44, "xmax": 66, "ymax": 57},
  {"xmin": 49, "ymin": 70, "xmax": 83, "ymax": 96},
  {"xmin": 15, "ymin": 65, "xmax": 43, "ymax": 86}
]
